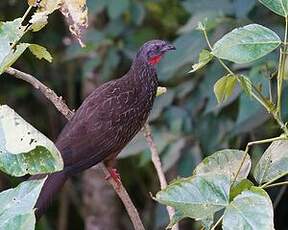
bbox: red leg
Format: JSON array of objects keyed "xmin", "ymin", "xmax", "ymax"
[
  {"xmin": 105, "ymin": 167, "xmax": 121, "ymax": 185},
  {"xmin": 104, "ymin": 157, "xmax": 121, "ymax": 186}
]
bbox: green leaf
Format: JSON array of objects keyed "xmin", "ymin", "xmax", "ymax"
[
  {"xmin": 189, "ymin": 49, "xmax": 213, "ymax": 73},
  {"xmin": 0, "ymin": 105, "xmax": 63, "ymax": 177},
  {"xmin": 156, "ymin": 174, "xmax": 230, "ymax": 225},
  {"xmin": 0, "ymin": 178, "xmax": 46, "ymax": 230},
  {"xmin": 229, "ymin": 179, "xmax": 254, "ymax": 201},
  {"xmin": 253, "ymin": 140, "xmax": 288, "ymax": 185},
  {"xmin": 214, "ymin": 74, "xmax": 237, "ymax": 103},
  {"xmin": 223, "ymin": 187, "xmax": 274, "ymax": 230},
  {"xmin": 0, "ymin": 43, "xmax": 30, "ymax": 74},
  {"xmin": 0, "ymin": 37, "xmax": 11, "ymax": 65},
  {"xmin": 238, "ymin": 75, "xmax": 252, "ymax": 96},
  {"xmin": 0, "ymin": 18, "xmax": 24, "ymax": 44},
  {"xmin": 259, "ymin": 0, "xmax": 288, "ymax": 17},
  {"xmin": 194, "ymin": 149, "xmax": 251, "ymax": 182},
  {"xmin": 0, "ymin": 212, "xmax": 35, "ymax": 230},
  {"xmin": 29, "ymin": 44, "xmax": 52, "ymax": 62},
  {"xmin": 212, "ymin": 24, "xmax": 281, "ymax": 64}
]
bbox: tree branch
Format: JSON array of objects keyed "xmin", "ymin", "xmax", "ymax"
[
  {"xmin": 5, "ymin": 67, "xmax": 74, "ymax": 120},
  {"xmin": 143, "ymin": 123, "xmax": 179, "ymax": 230},
  {"xmin": 5, "ymin": 67, "xmax": 145, "ymax": 230}
]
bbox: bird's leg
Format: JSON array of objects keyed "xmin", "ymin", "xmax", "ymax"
[{"xmin": 104, "ymin": 159, "xmax": 121, "ymax": 186}]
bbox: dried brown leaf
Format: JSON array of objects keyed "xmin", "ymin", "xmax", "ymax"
[{"xmin": 60, "ymin": 0, "xmax": 88, "ymax": 47}]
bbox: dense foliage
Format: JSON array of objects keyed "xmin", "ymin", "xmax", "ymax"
[{"xmin": 1, "ymin": 0, "xmax": 288, "ymax": 229}]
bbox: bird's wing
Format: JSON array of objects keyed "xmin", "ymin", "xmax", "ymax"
[{"xmin": 56, "ymin": 78, "xmax": 139, "ymax": 172}]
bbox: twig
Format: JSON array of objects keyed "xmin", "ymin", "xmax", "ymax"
[
  {"xmin": 5, "ymin": 67, "xmax": 74, "ymax": 120},
  {"xmin": 211, "ymin": 215, "xmax": 224, "ymax": 230},
  {"xmin": 143, "ymin": 123, "xmax": 179, "ymax": 230},
  {"xmin": 5, "ymin": 67, "xmax": 145, "ymax": 230}
]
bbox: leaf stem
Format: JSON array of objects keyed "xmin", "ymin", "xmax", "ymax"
[
  {"xmin": 21, "ymin": 5, "xmax": 33, "ymax": 24},
  {"xmin": 232, "ymin": 136, "xmax": 286, "ymax": 187},
  {"xmin": 264, "ymin": 180, "xmax": 288, "ymax": 189},
  {"xmin": 276, "ymin": 16, "xmax": 288, "ymax": 119},
  {"xmin": 201, "ymin": 27, "xmax": 288, "ymax": 135},
  {"xmin": 202, "ymin": 29, "xmax": 234, "ymax": 75},
  {"xmin": 261, "ymin": 172, "xmax": 288, "ymax": 189},
  {"xmin": 211, "ymin": 215, "xmax": 224, "ymax": 230}
]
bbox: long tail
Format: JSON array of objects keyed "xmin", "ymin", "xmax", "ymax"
[{"xmin": 31, "ymin": 170, "xmax": 68, "ymax": 218}]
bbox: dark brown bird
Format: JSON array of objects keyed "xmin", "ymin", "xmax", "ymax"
[{"xmin": 34, "ymin": 40, "xmax": 175, "ymax": 217}]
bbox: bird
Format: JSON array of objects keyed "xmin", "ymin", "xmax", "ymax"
[{"xmin": 33, "ymin": 39, "xmax": 176, "ymax": 218}]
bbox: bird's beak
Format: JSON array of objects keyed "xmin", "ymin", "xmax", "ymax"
[{"xmin": 161, "ymin": 43, "xmax": 176, "ymax": 52}]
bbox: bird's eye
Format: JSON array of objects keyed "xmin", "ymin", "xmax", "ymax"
[{"xmin": 155, "ymin": 45, "xmax": 160, "ymax": 51}]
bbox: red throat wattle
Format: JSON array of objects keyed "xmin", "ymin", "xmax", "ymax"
[{"xmin": 148, "ymin": 55, "xmax": 162, "ymax": 65}]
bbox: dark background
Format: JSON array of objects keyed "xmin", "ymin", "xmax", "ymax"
[{"xmin": 0, "ymin": 0, "xmax": 288, "ymax": 229}]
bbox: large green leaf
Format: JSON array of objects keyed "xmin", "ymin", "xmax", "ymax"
[
  {"xmin": 0, "ymin": 18, "xmax": 23, "ymax": 44},
  {"xmin": 0, "ymin": 37, "xmax": 11, "ymax": 65},
  {"xmin": 156, "ymin": 174, "xmax": 230, "ymax": 226},
  {"xmin": 0, "ymin": 18, "xmax": 25, "ymax": 71},
  {"xmin": 223, "ymin": 187, "xmax": 274, "ymax": 230},
  {"xmin": 253, "ymin": 140, "xmax": 288, "ymax": 184},
  {"xmin": 0, "ymin": 178, "xmax": 46, "ymax": 230},
  {"xmin": 194, "ymin": 149, "xmax": 251, "ymax": 182},
  {"xmin": 0, "ymin": 105, "xmax": 63, "ymax": 177},
  {"xmin": 0, "ymin": 212, "xmax": 35, "ymax": 230},
  {"xmin": 259, "ymin": 0, "xmax": 288, "ymax": 17},
  {"xmin": 212, "ymin": 24, "xmax": 281, "ymax": 64}
]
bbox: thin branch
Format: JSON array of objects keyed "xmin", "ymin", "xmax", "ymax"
[
  {"xmin": 211, "ymin": 215, "xmax": 224, "ymax": 230},
  {"xmin": 5, "ymin": 67, "xmax": 145, "ymax": 230},
  {"xmin": 5, "ymin": 67, "xmax": 74, "ymax": 120},
  {"xmin": 143, "ymin": 123, "xmax": 179, "ymax": 230}
]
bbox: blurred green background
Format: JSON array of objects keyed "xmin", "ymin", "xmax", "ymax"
[{"xmin": 1, "ymin": 0, "xmax": 288, "ymax": 229}]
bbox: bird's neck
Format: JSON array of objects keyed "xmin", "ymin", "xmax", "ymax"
[{"xmin": 129, "ymin": 56, "xmax": 158, "ymax": 86}]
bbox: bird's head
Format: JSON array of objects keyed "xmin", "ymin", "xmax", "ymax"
[{"xmin": 136, "ymin": 40, "xmax": 176, "ymax": 65}]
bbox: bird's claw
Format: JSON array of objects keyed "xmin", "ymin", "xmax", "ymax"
[{"xmin": 105, "ymin": 168, "xmax": 121, "ymax": 187}]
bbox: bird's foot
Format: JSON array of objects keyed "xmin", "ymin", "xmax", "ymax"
[{"xmin": 105, "ymin": 167, "xmax": 121, "ymax": 186}]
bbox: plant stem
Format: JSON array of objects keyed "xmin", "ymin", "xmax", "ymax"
[
  {"xmin": 21, "ymin": 5, "xmax": 33, "ymax": 24},
  {"xmin": 202, "ymin": 28, "xmax": 288, "ymax": 135},
  {"xmin": 211, "ymin": 215, "xmax": 224, "ymax": 230},
  {"xmin": 260, "ymin": 172, "xmax": 288, "ymax": 189},
  {"xmin": 143, "ymin": 123, "xmax": 179, "ymax": 230},
  {"xmin": 277, "ymin": 16, "xmax": 288, "ymax": 118},
  {"xmin": 232, "ymin": 136, "xmax": 286, "ymax": 186},
  {"xmin": 203, "ymin": 29, "xmax": 234, "ymax": 75},
  {"xmin": 264, "ymin": 181, "xmax": 288, "ymax": 189}
]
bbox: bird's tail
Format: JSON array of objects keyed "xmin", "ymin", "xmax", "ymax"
[{"xmin": 30, "ymin": 170, "xmax": 68, "ymax": 218}]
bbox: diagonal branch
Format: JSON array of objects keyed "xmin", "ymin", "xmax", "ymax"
[
  {"xmin": 143, "ymin": 123, "xmax": 179, "ymax": 230},
  {"xmin": 5, "ymin": 66, "xmax": 145, "ymax": 230}
]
